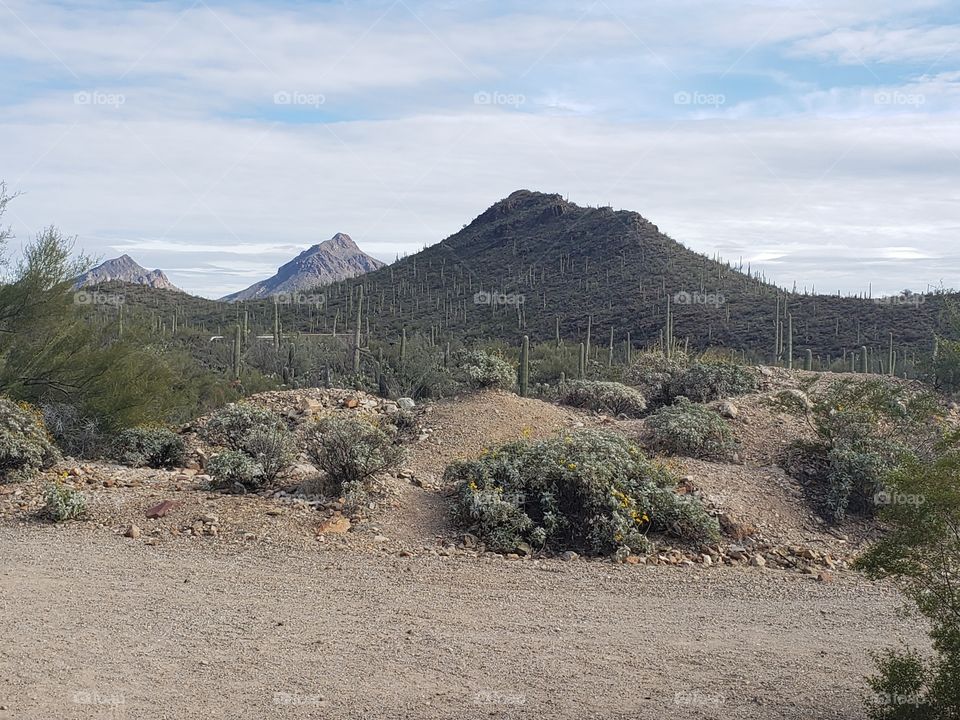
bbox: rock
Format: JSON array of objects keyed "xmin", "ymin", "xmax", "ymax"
[
  {"xmin": 560, "ymin": 551, "xmax": 579, "ymax": 562},
  {"xmin": 727, "ymin": 545, "xmax": 748, "ymax": 561},
  {"xmin": 462, "ymin": 533, "xmax": 478, "ymax": 549},
  {"xmin": 397, "ymin": 397, "xmax": 416, "ymax": 411},
  {"xmin": 124, "ymin": 524, "xmax": 141, "ymax": 539},
  {"xmin": 200, "ymin": 514, "xmax": 218, "ymax": 525},
  {"xmin": 817, "ymin": 571, "xmax": 834, "ymax": 583},
  {"xmin": 700, "ymin": 554, "xmax": 713, "ymax": 566},
  {"xmin": 317, "ymin": 513, "xmax": 351, "ymax": 534},
  {"xmin": 611, "ymin": 546, "xmax": 630, "ymax": 564},
  {"xmin": 373, "ymin": 534, "xmax": 389, "ymax": 543},
  {"xmin": 342, "ymin": 396, "xmax": 359, "ymax": 409},
  {"xmin": 719, "ymin": 401, "xmax": 739, "ymax": 419},
  {"xmin": 505, "ymin": 553, "xmax": 521, "ymax": 560},
  {"xmin": 625, "ymin": 555, "xmax": 642, "ymax": 565},
  {"xmin": 719, "ymin": 514, "xmax": 756, "ymax": 540},
  {"xmin": 145, "ymin": 500, "xmax": 180, "ymax": 519},
  {"xmin": 514, "ymin": 542, "xmax": 533, "ymax": 557},
  {"xmin": 195, "ymin": 450, "xmax": 208, "ymax": 470},
  {"xmin": 749, "ymin": 554, "xmax": 766, "ymax": 568}
]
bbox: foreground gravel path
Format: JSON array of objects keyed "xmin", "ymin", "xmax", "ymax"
[{"xmin": 0, "ymin": 526, "xmax": 923, "ymax": 720}]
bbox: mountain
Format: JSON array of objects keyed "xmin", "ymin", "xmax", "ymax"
[
  {"xmin": 221, "ymin": 233, "xmax": 385, "ymax": 301},
  {"xmin": 287, "ymin": 190, "xmax": 948, "ymax": 362},
  {"xmin": 74, "ymin": 255, "xmax": 181, "ymax": 292}
]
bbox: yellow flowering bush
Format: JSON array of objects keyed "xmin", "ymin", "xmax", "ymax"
[{"xmin": 448, "ymin": 429, "xmax": 719, "ymax": 555}]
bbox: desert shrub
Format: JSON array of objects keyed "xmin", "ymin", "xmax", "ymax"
[
  {"xmin": 208, "ymin": 449, "xmax": 264, "ymax": 491},
  {"xmin": 448, "ymin": 429, "xmax": 719, "ymax": 555},
  {"xmin": 304, "ymin": 415, "xmax": 404, "ymax": 495},
  {"xmin": 454, "ymin": 349, "xmax": 515, "ymax": 390},
  {"xmin": 112, "ymin": 426, "xmax": 186, "ymax": 469},
  {"xmin": 668, "ymin": 362, "xmax": 757, "ymax": 403},
  {"xmin": 625, "ymin": 351, "xmax": 689, "ymax": 406},
  {"xmin": 558, "ymin": 380, "xmax": 647, "ymax": 417},
  {"xmin": 240, "ymin": 425, "xmax": 296, "ymax": 482},
  {"xmin": 645, "ymin": 398, "xmax": 734, "ymax": 459},
  {"xmin": 776, "ymin": 378, "xmax": 944, "ymax": 522},
  {"xmin": 857, "ymin": 446, "xmax": 960, "ymax": 718},
  {"xmin": 0, "ymin": 397, "xmax": 61, "ymax": 482},
  {"xmin": 202, "ymin": 403, "xmax": 283, "ymax": 449},
  {"xmin": 40, "ymin": 402, "xmax": 103, "ymax": 458},
  {"xmin": 43, "ymin": 482, "xmax": 87, "ymax": 521}
]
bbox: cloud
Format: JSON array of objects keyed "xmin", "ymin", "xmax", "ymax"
[{"xmin": 0, "ymin": 0, "xmax": 958, "ymax": 299}]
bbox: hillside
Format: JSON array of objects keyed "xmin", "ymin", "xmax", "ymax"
[
  {"xmin": 221, "ymin": 233, "xmax": 385, "ymax": 301},
  {"xmin": 88, "ymin": 191, "xmax": 955, "ymax": 373}
]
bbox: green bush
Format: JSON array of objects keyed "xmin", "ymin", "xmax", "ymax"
[
  {"xmin": 857, "ymin": 446, "xmax": 960, "ymax": 718},
  {"xmin": 645, "ymin": 398, "xmax": 734, "ymax": 459},
  {"xmin": 113, "ymin": 426, "xmax": 186, "ymax": 469},
  {"xmin": 777, "ymin": 378, "xmax": 943, "ymax": 522},
  {"xmin": 454, "ymin": 349, "xmax": 515, "ymax": 390},
  {"xmin": 668, "ymin": 362, "xmax": 757, "ymax": 403},
  {"xmin": 43, "ymin": 482, "xmax": 87, "ymax": 521},
  {"xmin": 240, "ymin": 425, "xmax": 296, "ymax": 483},
  {"xmin": 0, "ymin": 397, "xmax": 61, "ymax": 482},
  {"xmin": 202, "ymin": 402, "xmax": 284, "ymax": 449},
  {"xmin": 558, "ymin": 380, "xmax": 647, "ymax": 417},
  {"xmin": 304, "ymin": 415, "xmax": 404, "ymax": 495},
  {"xmin": 447, "ymin": 429, "xmax": 719, "ymax": 555},
  {"xmin": 208, "ymin": 449, "xmax": 264, "ymax": 491},
  {"xmin": 625, "ymin": 351, "xmax": 689, "ymax": 406}
]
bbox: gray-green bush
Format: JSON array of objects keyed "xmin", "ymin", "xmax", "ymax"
[
  {"xmin": 645, "ymin": 398, "xmax": 734, "ymax": 459},
  {"xmin": 113, "ymin": 426, "xmax": 186, "ymax": 469},
  {"xmin": 453, "ymin": 349, "xmax": 515, "ymax": 390},
  {"xmin": 558, "ymin": 380, "xmax": 647, "ymax": 417},
  {"xmin": 448, "ymin": 429, "xmax": 719, "ymax": 555},
  {"xmin": 0, "ymin": 398, "xmax": 60, "ymax": 482},
  {"xmin": 208, "ymin": 449, "xmax": 264, "ymax": 491},
  {"xmin": 304, "ymin": 415, "xmax": 404, "ymax": 495},
  {"xmin": 202, "ymin": 403, "xmax": 284, "ymax": 449},
  {"xmin": 43, "ymin": 482, "xmax": 87, "ymax": 521}
]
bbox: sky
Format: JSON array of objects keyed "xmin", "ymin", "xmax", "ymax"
[{"xmin": 0, "ymin": 0, "xmax": 958, "ymax": 299}]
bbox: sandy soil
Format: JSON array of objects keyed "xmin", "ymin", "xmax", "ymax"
[{"xmin": 0, "ymin": 524, "xmax": 923, "ymax": 720}]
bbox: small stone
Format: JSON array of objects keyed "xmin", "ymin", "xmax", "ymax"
[
  {"xmin": 817, "ymin": 571, "xmax": 834, "ymax": 583},
  {"xmin": 342, "ymin": 396, "xmax": 359, "ymax": 409},
  {"xmin": 505, "ymin": 553, "xmax": 521, "ymax": 560},
  {"xmin": 514, "ymin": 542, "xmax": 533, "ymax": 557},
  {"xmin": 750, "ymin": 554, "xmax": 766, "ymax": 568},
  {"xmin": 124, "ymin": 524, "xmax": 141, "ymax": 539},
  {"xmin": 145, "ymin": 500, "xmax": 180, "ymax": 519},
  {"xmin": 625, "ymin": 555, "xmax": 641, "ymax": 565},
  {"xmin": 316, "ymin": 514, "xmax": 351, "ymax": 534},
  {"xmin": 397, "ymin": 397, "xmax": 416, "ymax": 411},
  {"xmin": 719, "ymin": 401, "xmax": 739, "ymax": 419},
  {"xmin": 560, "ymin": 551, "xmax": 579, "ymax": 562},
  {"xmin": 727, "ymin": 544, "xmax": 748, "ymax": 561},
  {"xmin": 700, "ymin": 554, "xmax": 713, "ymax": 566}
]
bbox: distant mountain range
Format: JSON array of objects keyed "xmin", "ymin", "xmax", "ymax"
[
  {"xmin": 220, "ymin": 233, "xmax": 385, "ymax": 302},
  {"xmin": 74, "ymin": 254, "xmax": 181, "ymax": 292}
]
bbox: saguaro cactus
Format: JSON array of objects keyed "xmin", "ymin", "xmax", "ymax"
[
  {"xmin": 232, "ymin": 324, "xmax": 242, "ymax": 380},
  {"xmin": 861, "ymin": 345, "xmax": 868, "ymax": 374},
  {"xmin": 804, "ymin": 348, "xmax": 812, "ymax": 371},
  {"xmin": 518, "ymin": 335, "xmax": 530, "ymax": 397},
  {"xmin": 578, "ymin": 342, "xmax": 586, "ymax": 379}
]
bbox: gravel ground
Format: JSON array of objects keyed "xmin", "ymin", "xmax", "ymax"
[{"xmin": 0, "ymin": 525, "xmax": 925, "ymax": 720}]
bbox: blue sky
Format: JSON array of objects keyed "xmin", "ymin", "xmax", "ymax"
[{"xmin": 0, "ymin": 0, "xmax": 958, "ymax": 297}]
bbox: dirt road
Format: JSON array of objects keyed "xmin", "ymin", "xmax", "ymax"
[{"xmin": 0, "ymin": 525, "xmax": 922, "ymax": 720}]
